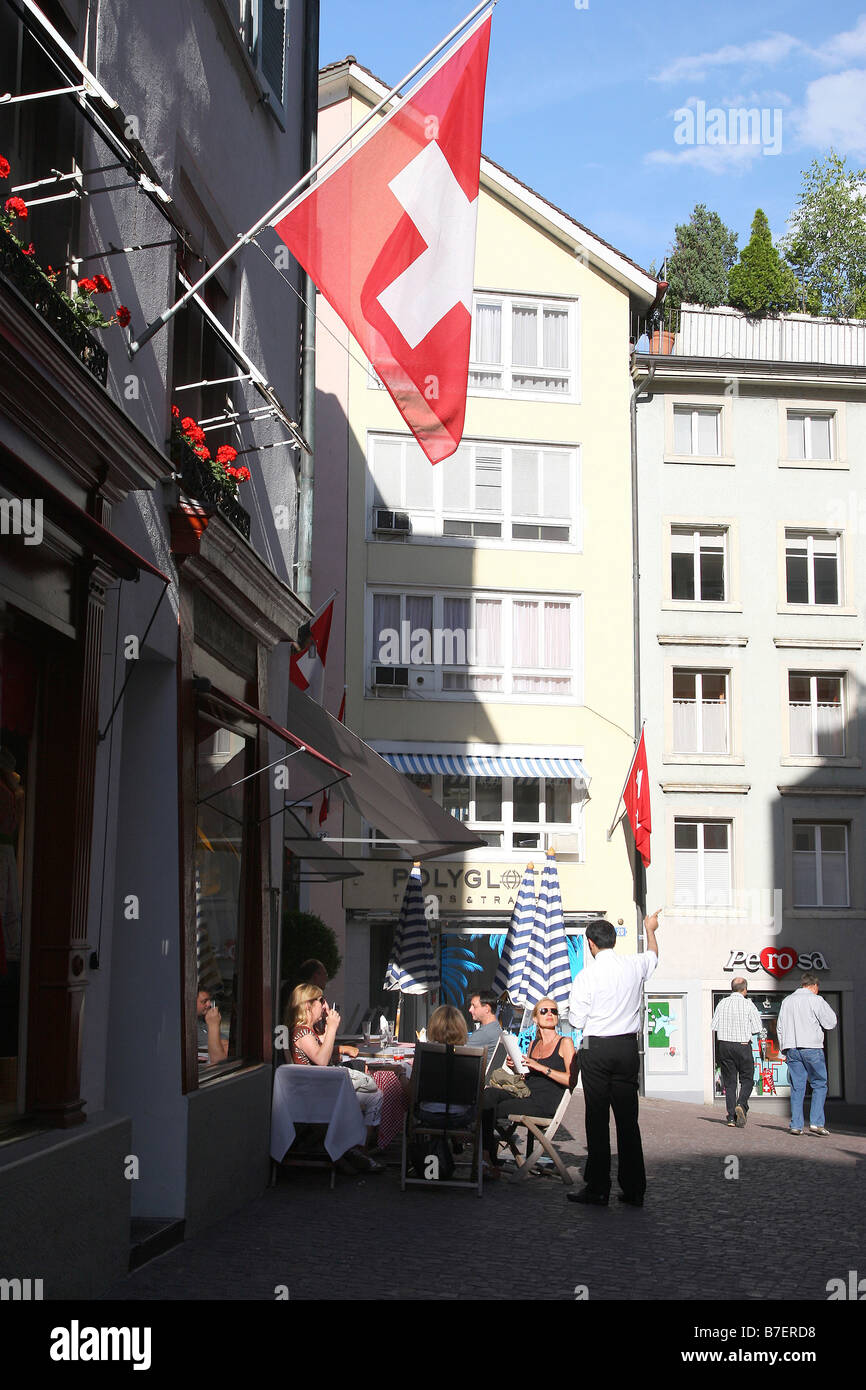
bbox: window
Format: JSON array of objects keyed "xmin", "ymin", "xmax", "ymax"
[
  {"xmin": 788, "ymin": 673, "xmax": 845, "ymax": 757},
  {"xmin": 670, "ymin": 527, "xmax": 727, "ymax": 601},
  {"xmin": 672, "ymin": 670, "xmax": 729, "ymax": 754},
  {"xmin": 249, "ymin": 0, "xmax": 288, "ymax": 107},
  {"xmin": 792, "ymin": 823, "xmax": 849, "ymax": 907},
  {"xmin": 674, "ymin": 819, "xmax": 732, "ymax": 907},
  {"xmin": 673, "ymin": 406, "xmax": 721, "ymax": 457},
  {"xmin": 368, "ymin": 589, "xmax": 579, "ymax": 698},
  {"xmin": 403, "ymin": 772, "xmax": 581, "ymax": 853},
  {"xmin": 786, "ymin": 411, "xmax": 833, "ymax": 462},
  {"xmin": 369, "ymin": 435, "xmax": 578, "ymax": 545},
  {"xmin": 468, "ymin": 295, "xmax": 575, "ymax": 395},
  {"xmin": 785, "ymin": 531, "xmax": 841, "ymax": 605}
]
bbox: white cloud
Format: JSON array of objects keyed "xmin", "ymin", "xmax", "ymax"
[
  {"xmin": 795, "ymin": 70, "xmax": 866, "ymax": 156},
  {"xmin": 654, "ymin": 33, "xmax": 802, "ymax": 84},
  {"xmin": 643, "ymin": 142, "xmax": 767, "ymax": 174},
  {"xmin": 814, "ymin": 14, "xmax": 866, "ymax": 66}
]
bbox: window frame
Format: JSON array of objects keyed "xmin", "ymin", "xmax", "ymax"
[
  {"xmin": 785, "ymin": 670, "xmax": 847, "ymax": 761},
  {"xmin": 366, "ymin": 587, "xmax": 582, "ymax": 703},
  {"xmin": 662, "ymin": 517, "xmax": 741, "ymax": 612},
  {"xmin": 670, "ymin": 667, "xmax": 731, "ymax": 757},
  {"xmin": 248, "ymin": 0, "xmax": 289, "ymax": 120},
  {"xmin": 466, "ymin": 291, "xmax": 579, "ymax": 401},
  {"xmin": 664, "ymin": 395, "xmax": 733, "ymax": 465},
  {"xmin": 777, "ymin": 399, "xmax": 847, "ymax": 471},
  {"xmin": 777, "ymin": 522, "xmax": 855, "ymax": 616},
  {"xmin": 672, "ymin": 816, "xmax": 733, "ymax": 909},
  {"xmin": 791, "ymin": 821, "xmax": 850, "ymax": 909},
  {"xmin": 367, "ymin": 433, "xmax": 581, "ymax": 550}
]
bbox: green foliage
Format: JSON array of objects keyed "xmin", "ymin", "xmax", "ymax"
[
  {"xmin": 665, "ymin": 204, "xmax": 738, "ymax": 310},
  {"xmin": 281, "ymin": 909, "xmax": 341, "ymax": 999},
  {"xmin": 783, "ymin": 151, "xmax": 866, "ymax": 318},
  {"xmin": 728, "ymin": 209, "xmax": 799, "ymax": 316}
]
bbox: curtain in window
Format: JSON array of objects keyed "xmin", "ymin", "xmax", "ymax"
[
  {"xmin": 442, "ymin": 446, "xmax": 471, "ymax": 512},
  {"xmin": 512, "ymin": 307, "xmax": 537, "ymax": 366},
  {"xmin": 543, "ymin": 603, "xmax": 570, "ymax": 668},
  {"xmin": 474, "ymin": 304, "xmax": 502, "ymax": 363},
  {"xmin": 673, "ymin": 700, "xmax": 697, "ymax": 752},
  {"xmin": 513, "ymin": 601, "xmax": 539, "ymax": 666},
  {"xmin": 404, "ymin": 442, "xmax": 434, "ymax": 510},
  {"xmin": 474, "ymin": 599, "xmax": 501, "ymax": 666},
  {"xmin": 815, "ymin": 699, "xmax": 844, "ymax": 755},
  {"xmin": 789, "ymin": 701, "xmax": 812, "ymax": 755},
  {"xmin": 673, "ymin": 409, "xmax": 693, "ymax": 454},
  {"xmin": 475, "ymin": 451, "xmax": 502, "ymax": 512},
  {"xmin": 406, "ymin": 595, "xmax": 433, "ymax": 645},
  {"xmin": 701, "ymin": 698, "xmax": 728, "ymax": 753},
  {"xmin": 512, "ymin": 450, "xmax": 538, "ymax": 516},
  {"xmin": 809, "ymin": 416, "xmax": 832, "ymax": 460},
  {"xmin": 542, "ymin": 452, "xmax": 571, "ymax": 517},
  {"xmin": 372, "ymin": 594, "xmax": 400, "ymax": 658},
  {"xmin": 696, "ymin": 410, "xmax": 719, "ymax": 455},
  {"xmin": 443, "ymin": 597, "xmax": 470, "ymax": 664},
  {"xmin": 542, "ymin": 310, "xmax": 568, "ymax": 368},
  {"xmin": 793, "ymin": 847, "xmax": 817, "ymax": 904},
  {"xmin": 371, "ymin": 439, "xmax": 403, "ymax": 508},
  {"xmin": 787, "ymin": 414, "xmax": 806, "ymax": 460}
]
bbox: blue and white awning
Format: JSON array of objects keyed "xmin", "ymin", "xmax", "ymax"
[{"xmin": 381, "ymin": 751, "xmax": 590, "ymax": 784}]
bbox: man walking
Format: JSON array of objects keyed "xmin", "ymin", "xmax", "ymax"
[
  {"xmin": 711, "ymin": 978, "xmax": 764, "ymax": 1128},
  {"xmin": 566, "ymin": 910, "xmax": 660, "ymax": 1208},
  {"xmin": 777, "ymin": 973, "xmax": 837, "ymax": 1136}
]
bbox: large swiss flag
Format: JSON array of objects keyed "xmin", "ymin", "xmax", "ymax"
[
  {"xmin": 273, "ymin": 16, "xmax": 492, "ymax": 464},
  {"xmin": 623, "ymin": 728, "xmax": 651, "ymax": 868}
]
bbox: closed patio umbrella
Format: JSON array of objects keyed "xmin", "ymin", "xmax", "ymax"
[
  {"xmin": 520, "ymin": 852, "xmax": 572, "ymax": 1009},
  {"xmin": 492, "ymin": 863, "xmax": 537, "ymax": 1004},
  {"xmin": 384, "ymin": 864, "xmax": 439, "ymax": 996}
]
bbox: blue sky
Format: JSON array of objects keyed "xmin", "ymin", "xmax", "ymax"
[{"xmin": 319, "ymin": 0, "xmax": 866, "ymax": 272}]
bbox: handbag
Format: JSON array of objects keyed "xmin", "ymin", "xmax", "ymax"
[{"xmin": 488, "ymin": 1066, "xmax": 530, "ymax": 1098}]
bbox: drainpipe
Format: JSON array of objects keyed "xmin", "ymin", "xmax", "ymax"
[
  {"xmin": 296, "ymin": 0, "xmax": 320, "ymax": 608},
  {"xmin": 631, "ymin": 361, "xmax": 655, "ymax": 1096}
]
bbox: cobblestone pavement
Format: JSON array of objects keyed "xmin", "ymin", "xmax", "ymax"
[{"xmin": 105, "ymin": 1094, "xmax": 865, "ymax": 1302}]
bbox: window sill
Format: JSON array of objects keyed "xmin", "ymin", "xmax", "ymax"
[
  {"xmin": 786, "ymin": 907, "xmax": 861, "ymax": 920},
  {"xmin": 778, "ymin": 458, "xmax": 848, "ymax": 470},
  {"xmin": 663, "ymin": 754, "xmax": 745, "ymax": 766},
  {"xmin": 776, "ymin": 605, "xmax": 858, "ymax": 617},
  {"xmin": 664, "ymin": 454, "xmax": 735, "ymax": 467},
  {"xmin": 780, "ymin": 756, "xmax": 861, "ymax": 769},
  {"xmin": 665, "ymin": 906, "xmax": 744, "ymax": 919},
  {"xmin": 660, "ymin": 601, "xmax": 743, "ymax": 615}
]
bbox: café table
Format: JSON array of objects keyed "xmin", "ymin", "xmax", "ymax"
[{"xmin": 270, "ymin": 1064, "xmax": 366, "ymax": 1174}]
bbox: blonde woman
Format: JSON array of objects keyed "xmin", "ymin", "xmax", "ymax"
[
  {"xmin": 286, "ymin": 983, "xmax": 384, "ymax": 1170},
  {"xmin": 481, "ymin": 996, "xmax": 575, "ymax": 1169}
]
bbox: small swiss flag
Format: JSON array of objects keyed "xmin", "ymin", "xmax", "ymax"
[
  {"xmin": 290, "ymin": 600, "xmax": 334, "ymax": 701},
  {"xmin": 273, "ymin": 16, "xmax": 492, "ymax": 465},
  {"xmin": 623, "ymin": 728, "xmax": 651, "ymax": 868}
]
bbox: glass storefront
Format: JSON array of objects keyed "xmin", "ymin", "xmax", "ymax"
[{"xmin": 711, "ymin": 989, "xmax": 842, "ymax": 1100}]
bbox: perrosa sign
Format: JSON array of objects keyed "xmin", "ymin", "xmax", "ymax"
[{"xmin": 723, "ymin": 948, "xmax": 829, "ymax": 978}]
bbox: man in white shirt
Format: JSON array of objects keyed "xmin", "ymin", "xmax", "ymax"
[
  {"xmin": 566, "ymin": 911, "xmax": 660, "ymax": 1208},
  {"xmin": 777, "ymin": 973, "xmax": 837, "ymax": 1136},
  {"xmin": 711, "ymin": 979, "xmax": 764, "ymax": 1128}
]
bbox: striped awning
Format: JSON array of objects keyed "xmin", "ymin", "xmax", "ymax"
[{"xmin": 381, "ymin": 752, "xmax": 590, "ymax": 783}]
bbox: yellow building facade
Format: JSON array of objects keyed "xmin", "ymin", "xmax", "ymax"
[{"xmin": 311, "ymin": 61, "xmax": 657, "ymax": 1022}]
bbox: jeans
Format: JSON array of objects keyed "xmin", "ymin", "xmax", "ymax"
[{"xmin": 785, "ymin": 1048, "xmax": 828, "ymax": 1130}]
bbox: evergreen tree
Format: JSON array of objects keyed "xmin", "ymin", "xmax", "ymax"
[
  {"xmin": 728, "ymin": 209, "xmax": 798, "ymax": 316},
  {"xmin": 783, "ymin": 151, "xmax": 866, "ymax": 318},
  {"xmin": 665, "ymin": 204, "xmax": 738, "ymax": 311}
]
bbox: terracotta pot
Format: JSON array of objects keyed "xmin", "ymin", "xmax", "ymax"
[{"xmin": 648, "ymin": 329, "xmax": 676, "ymax": 355}]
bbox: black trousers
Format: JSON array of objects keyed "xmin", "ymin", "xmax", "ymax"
[
  {"xmin": 717, "ymin": 1040, "xmax": 755, "ymax": 1119},
  {"xmin": 580, "ymin": 1034, "xmax": 645, "ymax": 1199}
]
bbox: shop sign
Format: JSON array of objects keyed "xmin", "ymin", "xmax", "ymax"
[{"xmin": 723, "ymin": 947, "xmax": 829, "ymax": 978}]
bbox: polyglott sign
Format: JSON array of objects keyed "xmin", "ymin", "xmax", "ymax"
[{"xmin": 723, "ymin": 948, "xmax": 829, "ymax": 977}]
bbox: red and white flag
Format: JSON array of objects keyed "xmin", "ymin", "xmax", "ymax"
[
  {"xmin": 318, "ymin": 688, "xmax": 347, "ymax": 826},
  {"xmin": 290, "ymin": 599, "xmax": 334, "ymax": 700},
  {"xmin": 622, "ymin": 728, "xmax": 651, "ymax": 868},
  {"xmin": 273, "ymin": 15, "xmax": 492, "ymax": 465}
]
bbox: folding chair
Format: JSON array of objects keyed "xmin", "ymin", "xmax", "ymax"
[
  {"xmin": 500, "ymin": 1053, "xmax": 580, "ymax": 1185},
  {"xmin": 401, "ymin": 1043, "xmax": 485, "ymax": 1197}
]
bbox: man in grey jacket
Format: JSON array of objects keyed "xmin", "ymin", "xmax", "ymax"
[{"xmin": 777, "ymin": 973, "xmax": 837, "ymax": 1135}]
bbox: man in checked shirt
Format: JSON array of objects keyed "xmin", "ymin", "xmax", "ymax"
[{"xmin": 711, "ymin": 979, "xmax": 765, "ymax": 1128}]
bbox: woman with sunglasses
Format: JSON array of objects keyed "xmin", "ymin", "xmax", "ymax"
[{"xmin": 481, "ymin": 997, "xmax": 575, "ymax": 1172}]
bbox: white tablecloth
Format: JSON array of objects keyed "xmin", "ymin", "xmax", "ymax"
[{"xmin": 270, "ymin": 1065, "xmax": 366, "ymax": 1162}]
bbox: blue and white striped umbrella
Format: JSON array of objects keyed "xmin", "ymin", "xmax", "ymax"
[
  {"xmin": 384, "ymin": 866, "xmax": 439, "ymax": 995},
  {"xmin": 520, "ymin": 855, "xmax": 572, "ymax": 1009},
  {"xmin": 492, "ymin": 864, "xmax": 537, "ymax": 1002}
]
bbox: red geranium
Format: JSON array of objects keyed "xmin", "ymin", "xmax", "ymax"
[
  {"xmin": 193, "ymin": 444, "xmax": 211, "ymax": 461},
  {"xmin": 184, "ymin": 424, "xmax": 206, "ymax": 446},
  {"xmin": 4, "ymin": 196, "xmax": 28, "ymax": 220},
  {"xmin": 0, "ymin": 157, "xmax": 10, "ymax": 179},
  {"xmin": 181, "ymin": 416, "xmax": 197, "ymax": 432},
  {"xmin": 21, "ymin": 243, "xmax": 35, "ymax": 256},
  {"xmin": 77, "ymin": 276, "xmax": 98, "ymax": 294},
  {"xmin": 216, "ymin": 445, "xmax": 238, "ymax": 465},
  {"xmin": 116, "ymin": 305, "xmax": 131, "ymax": 327},
  {"xmin": 226, "ymin": 465, "xmax": 251, "ymax": 483},
  {"xmin": 93, "ymin": 274, "xmax": 112, "ymax": 294},
  {"xmin": 171, "ymin": 404, "xmax": 180, "ymax": 418}
]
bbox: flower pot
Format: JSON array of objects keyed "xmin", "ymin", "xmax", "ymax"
[{"xmin": 648, "ymin": 329, "xmax": 676, "ymax": 355}]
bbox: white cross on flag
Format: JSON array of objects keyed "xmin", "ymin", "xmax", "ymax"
[{"xmin": 273, "ymin": 15, "xmax": 492, "ymax": 465}]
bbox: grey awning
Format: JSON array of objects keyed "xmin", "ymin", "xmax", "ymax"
[
  {"xmin": 284, "ymin": 830, "xmax": 363, "ymax": 882},
  {"xmin": 283, "ymin": 683, "xmax": 485, "ymax": 859}
]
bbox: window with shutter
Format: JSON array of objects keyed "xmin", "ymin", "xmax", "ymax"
[{"xmin": 259, "ymin": 0, "xmax": 287, "ymax": 102}]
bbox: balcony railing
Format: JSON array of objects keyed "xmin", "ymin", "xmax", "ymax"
[
  {"xmin": 0, "ymin": 224, "xmax": 108, "ymax": 385},
  {"xmin": 633, "ymin": 302, "xmax": 866, "ymax": 367},
  {"xmin": 172, "ymin": 435, "xmax": 251, "ymax": 541}
]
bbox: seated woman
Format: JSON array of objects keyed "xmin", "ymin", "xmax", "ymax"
[
  {"xmin": 481, "ymin": 997, "xmax": 575, "ymax": 1169},
  {"xmin": 286, "ymin": 983, "xmax": 384, "ymax": 1171}
]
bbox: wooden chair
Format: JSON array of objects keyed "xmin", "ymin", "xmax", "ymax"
[
  {"xmin": 500, "ymin": 1052, "xmax": 580, "ymax": 1185},
  {"xmin": 401, "ymin": 1043, "xmax": 485, "ymax": 1197}
]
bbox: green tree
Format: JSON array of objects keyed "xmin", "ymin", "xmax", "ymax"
[
  {"xmin": 728, "ymin": 209, "xmax": 799, "ymax": 316},
  {"xmin": 783, "ymin": 151, "xmax": 866, "ymax": 318},
  {"xmin": 665, "ymin": 204, "xmax": 739, "ymax": 311},
  {"xmin": 280, "ymin": 909, "xmax": 342, "ymax": 1017}
]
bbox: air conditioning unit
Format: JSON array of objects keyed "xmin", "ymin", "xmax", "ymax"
[
  {"xmin": 373, "ymin": 665, "xmax": 409, "ymax": 690},
  {"xmin": 373, "ymin": 508, "xmax": 411, "ymax": 535}
]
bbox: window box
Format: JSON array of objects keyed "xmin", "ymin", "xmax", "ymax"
[
  {"xmin": 172, "ymin": 435, "xmax": 251, "ymax": 540},
  {"xmin": 0, "ymin": 223, "xmax": 108, "ymax": 384}
]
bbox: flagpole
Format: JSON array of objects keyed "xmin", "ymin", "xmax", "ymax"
[
  {"xmin": 129, "ymin": 0, "xmax": 498, "ymax": 356},
  {"xmin": 605, "ymin": 721, "xmax": 645, "ymax": 841}
]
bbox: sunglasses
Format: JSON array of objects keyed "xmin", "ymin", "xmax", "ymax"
[{"xmin": 537, "ymin": 1007, "xmax": 558, "ymax": 1016}]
